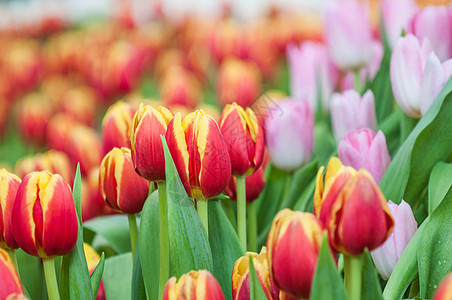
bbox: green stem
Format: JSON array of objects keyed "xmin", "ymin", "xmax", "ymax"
[
  {"xmin": 157, "ymin": 181, "xmax": 170, "ymax": 300},
  {"xmin": 128, "ymin": 214, "xmax": 138, "ymax": 262},
  {"xmin": 7, "ymin": 249, "xmax": 19, "ymax": 272},
  {"xmin": 247, "ymin": 202, "xmax": 257, "ymax": 252},
  {"xmin": 344, "ymin": 254, "xmax": 363, "ymax": 300},
  {"xmin": 222, "ymin": 199, "xmax": 236, "ymax": 229},
  {"xmin": 236, "ymin": 176, "xmax": 247, "ymax": 251},
  {"xmin": 196, "ymin": 199, "xmax": 209, "ymax": 236},
  {"xmin": 354, "ymin": 70, "xmax": 362, "ymax": 94},
  {"xmin": 43, "ymin": 258, "xmax": 60, "ymax": 300},
  {"xmin": 400, "ymin": 113, "xmax": 418, "ymax": 143}
]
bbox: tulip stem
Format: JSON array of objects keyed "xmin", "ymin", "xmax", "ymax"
[
  {"xmin": 196, "ymin": 199, "xmax": 209, "ymax": 236},
  {"xmin": 247, "ymin": 202, "xmax": 257, "ymax": 252},
  {"xmin": 236, "ymin": 176, "xmax": 247, "ymax": 251},
  {"xmin": 7, "ymin": 249, "xmax": 19, "ymax": 272},
  {"xmin": 157, "ymin": 181, "xmax": 170, "ymax": 300},
  {"xmin": 43, "ymin": 258, "xmax": 61, "ymax": 300},
  {"xmin": 344, "ymin": 254, "xmax": 363, "ymax": 300},
  {"xmin": 400, "ymin": 113, "xmax": 417, "ymax": 143},
  {"xmin": 354, "ymin": 70, "xmax": 362, "ymax": 94},
  {"xmin": 128, "ymin": 214, "xmax": 138, "ymax": 262}
]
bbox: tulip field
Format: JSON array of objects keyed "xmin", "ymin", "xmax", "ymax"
[{"xmin": 2, "ymin": 0, "xmax": 452, "ymax": 299}]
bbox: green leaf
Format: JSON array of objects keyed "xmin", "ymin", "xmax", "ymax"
[
  {"xmin": 90, "ymin": 253, "xmax": 105, "ymax": 299},
  {"xmin": 361, "ymin": 251, "xmax": 383, "ymax": 300},
  {"xmin": 208, "ymin": 200, "xmax": 244, "ymax": 299},
  {"xmin": 370, "ymin": 47, "xmax": 395, "ymax": 122},
  {"xmin": 161, "ymin": 136, "xmax": 213, "ymax": 276},
  {"xmin": 313, "ymin": 122, "xmax": 336, "ymax": 165},
  {"xmin": 131, "ymin": 246, "xmax": 147, "ymax": 300},
  {"xmin": 103, "ymin": 253, "xmax": 133, "ymax": 300},
  {"xmin": 293, "ymin": 179, "xmax": 316, "ymax": 212},
  {"xmin": 310, "ymin": 234, "xmax": 349, "ymax": 300},
  {"xmin": 17, "ymin": 249, "xmax": 45, "ymax": 299},
  {"xmin": 249, "ymin": 255, "xmax": 267, "ymax": 300},
  {"xmin": 428, "ymin": 162, "xmax": 452, "ymax": 214},
  {"xmin": 139, "ymin": 191, "xmax": 160, "ymax": 300},
  {"xmin": 84, "ymin": 215, "xmax": 132, "ymax": 254},
  {"xmin": 60, "ymin": 164, "xmax": 93, "ymax": 299}
]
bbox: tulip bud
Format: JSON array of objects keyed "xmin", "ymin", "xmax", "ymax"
[
  {"xmin": 163, "ymin": 270, "xmax": 225, "ymax": 300},
  {"xmin": 381, "ymin": 0, "xmax": 418, "ymax": 49},
  {"xmin": 0, "ymin": 169, "xmax": 21, "ymax": 250},
  {"xmin": 219, "ymin": 103, "xmax": 265, "ymax": 177},
  {"xmin": 330, "ymin": 90, "xmax": 377, "ymax": 141},
  {"xmin": 12, "ymin": 171, "xmax": 78, "ymax": 258},
  {"xmin": 266, "ymin": 209, "xmax": 324, "ymax": 299},
  {"xmin": 371, "ymin": 200, "xmax": 417, "ymax": 280},
  {"xmin": 66, "ymin": 125, "xmax": 102, "ymax": 176},
  {"xmin": 160, "ymin": 66, "xmax": 203, "ymax": 108},
  {"xmin": 265, "ymin": 98, "xmax": 313, "ymax": 172},
  {"xmin": 99, "ymin": 147, "xmax": 150, "ymax": 214},
  {"xmin": 60, "ymin": 86, "xmax": 99, "ymax": 127},
  {"xmin": 101, "ymin": 101, "xmax": 135, "ymax": 154},
  {"xmin": 82, "ymin": 168, "xmax": 112, "ymax": 222},
  {"xmin": 225, "ymin": 166, "xmax": 265, "ymax": 203},
  {"xmin": 338, "ymin": 128, "xmax": 391, "ymax": 184},
  {"xmin": 46, "ymin": 113, "xmax": 79, "ymax": 152},
  {"xmin": 432, "ymin": 272, "xmax": 452, "ymax": 300},
  {"xmin": 84, "ymin": 243, "xmax": 106, "ymax": 300},
  {"xmin": 324, "ymin": 0, "xmax": 373, "ymax": 70},
  {"xmin": 166, "ymin": 110, "xmax": 231, "ymax": 200},
  {"xmin": 0, "ymin": 248, "xmax": 24, "ymax": 299},
  {"xmin": 129, "ymin": 104, "xmax": 174, "ymax": 182}
]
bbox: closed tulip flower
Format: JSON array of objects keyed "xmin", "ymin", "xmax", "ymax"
[
  {"xmin": 101, "ymin": 101, "xmax": 135, "ymax": 155},
  {"xmin": 0, "ymin": 169, "xmax": 21, "ymax": 250},
  {"xmin": 84, "ymin": 243, "xmax": 106, "ymax": 300},
  {"xmin": 0, "ymin": 248, "xmax": 24, "ymax": 299},
  {"xmin": 99, "ymin": 147, "xmax": 150, "ymax": 214},
  {"xmin": 265, "ymin": 98, "xmax": 313, "ymax": 172},
  {"xmin": 66, "ymin": 125, "xmax": 102, "ymax": 176},
  {"xmin": 324, "ymin": 0, "xmax": 373, "ymax": 70},
  {"xmin": 12, "ymin": 171, "xmax": 78, "ymax": 258},
  {"xmin": 163, "ymin": 270, "xmax": 225, "ymax": 300},
  {"xmin": 338, "ymin": 128, "xmax": 391, "ymax": 184},
  {"xmin": 330, "ymin": 90, "xmax": 377, "ymax": 141},
  {"xmin": 371, "ymin": 200, "xmax": 417, "ymax": 280},
  {"xmin": 166, "ymin": 110, "xmax": 231, "ymax": 200},
  {"xmin": 130, "ymin": 104, "xmax": 174, "ymax": 182},
  {"xmin": 160, "ymin": 66, "xmax": 203, "ymax": 109},
  {"xmin": 432, "ymin": 272, "xmax": 452, "ymax": 300},
  {"xmin": 381, "ymin": 0, "xmax": 418, "ymax": 48},
  {"xmin": 267, "ymin": 209, "xmax": 324, "ymax": 299},
  {"xmin": 219, "ymin": 103, "xmax": 265, "ymax": 177}
]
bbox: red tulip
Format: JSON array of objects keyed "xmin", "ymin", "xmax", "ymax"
[
  {"xmin": 163, "ymin": 270, "xmax": 225, "ymax": 300},
  {"xmin": 0, "ymin": 248, "xmax": 24, "ymax": 299},
  {"xmin": 101, "ymin": 101, "xmax": 135, "ymax": 155},
  {"xmin": 0, "ymin": 169, "xmax": 21, "ymax": 250}
]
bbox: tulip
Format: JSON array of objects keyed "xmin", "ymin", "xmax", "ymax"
[
  {"xmin": 371, "ymin": 200, "xmax": 417, "ymax": 280},
  {"xmin": 408, "ymin": 5, "xmax": 452, "ymax": 62},
  {"xmin": 286, "ymin": 41, "xmax": 338, "ymax": 112},
  {"xmin": 266, "ymin": 209, "xmax": 324, "ymax": 299},
  {"xmin": 338, "ymin": 128, "xmax": 391, "ymax": 184},
  {"xmin": 225, "ymin": 166, "xmax": 266, "ymax": 203},
  {"xmin": 232, "ymin": 247, "xmax": 280, "ymax": 300},
  {"xmin": 330, "ymin": 90, "xmax": 377, "ymax": 141},
  {"xmin": 0, "ymin": 248, "xmax": 24, "ymax": 299},
  {"xmin": 219, "ymin": 102, "xmax": 265, "ymax": 177},
  {"xmin": 99, "ymin": 147, "xmax": 150, "ymax": 214},
  {"xmin": 324, "ymin": 0, "xmax": 373, "ymax": 70},
  {"xmin": 101, "ymin": 101, "xmax": 135, "ymax": 154},
  {"xmin": 381, "ymin": 0, "xmax": 418, "ymax": 48},
  {"xmin": 432, "ymin": 272, "xmax": 452, "ymax": 300},
  {"xmin": 163, "ymin": 270, "xmax": 225, "ymax": 300},
  {"xmin": 0, "ymin": 169, "xmax": 21, "ymax": 250},
  {"xmin": 129, "ymin": 104, "xmax": 174, "ymax": 182},
  {"xmin": 46, "ymin": 113, "xmax": 79, "ymax": 152},
  {"xmin": 84, "ymin": 243, "xmax": 106, "ymax": 300},
  {"xmin": 160, "ymin": 66, "xmax": 203, "ymax": 108},
  {"xmin": 60, "ymin": 86, "xmax": 99, "ymax": 127},
  {"xmin": 81, "ymin": 168, "xmax": 112, "ymax": 222},
  {"xmin": 265, "ymin": 98, "xmax": 313, "ymax": 172}
]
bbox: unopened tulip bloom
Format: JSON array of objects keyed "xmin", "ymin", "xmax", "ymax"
[
  {"xmin": 408, "ymin": 5, "xmax": 452, "ymax": 62},
  {"xmin": 46, "ymin": 113, "xmax": 79, "ymax": 152},
  {"xmin": 324, "ymin": 0, "xmax": 373, "ymax": 70},
  {"xmin": 381, "ymin": 0, "xmax": 418, "ymax": 49},
  {"xmin": 286, "ymin": 42, "xmax": 338, "ymax": 112},
  {"xmin": 163, "ymin": 270, "xmax": 225, "ymax": 300},
  {"xmin": 267, "ymin": 209, "xmax": 324, "ymax": 299},
  {"xmin": 99, "ymin": 147, "xmax": 150, "ymax": 214},
  {"xmin": 338, "ymin": 128, "xmax": 391, "ymax": 183},
  {"xmin": 66, "ymin": 125, "xmax": 102, "ymax": 176},
  {"xmin": 330, "ymin": 90, "xmax": 377, "ymax": 141},
  {"xmin": 265, "ymin": 99, "xmax": 313, "ymax": 172},
  {"xmin": 0, "ymin": 170, "xmax": 21, "ymax": 250},
  {"xmin": 60, "ymin": 86, "xmax": 99, "ymax": 127},
  {"xmin": 225, "ymin": 166, "xmax": 266, "ymax": 203},
  {"xmin": 0, "ymin": 248, "xmax": 24, "ymax": 299},
  {"xmin": 371, "ymin": 200, "xmax": 417, "ymax": 280},
  {"xmin": 219, "ymin": 102, "xmax": 265, "ymax": 177},
  {"xmin": 12, "ymin": 171, "xmax": 78, "ymax": 258},
  {"xmin": 432, "ymin": 272, "xmax": 452, "ymax": 300},
  {"xmin": 101, "ymin": 101, "xmax": 135, "ymax": 155},
  {"xmin": 130, "ymin": 104, "xmax": 173, "ymax": 182},
  {"xmin": 84, "ymin": 243, "xmax": 106, "ymax": 300},
  {"xmin": 160, "ymin": 66, "xmax": 203, "ymax": 108}
]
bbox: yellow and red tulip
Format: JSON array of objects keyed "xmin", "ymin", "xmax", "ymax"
[
  {"xmin": 66, "ymin": 125, "xmax": 102, "ymax": 176},
  {"xmin": 160, "ymin": 66, "xmax": 203, "ymax": 109},
  {"xmin": 99, "ymin": 147, "xmax": 150, "ymax": 214},
  {"xmin": 0, "ymin": 248, "xmax": 24, "ymax": 299},
  {"xmin": 163, "ymin": 270, "xmax": 225, "ymax": 300},
  {"xmin": 219, "ymin": 103, "xmax": 265, "ymax": 177},
  {"xmin": 129, "ymin": 104, "xmax": 173, "ymax": 182},
  {"xmin": 0, "ymin": 169, "xmax": 21, "ymax": 250},
  {"xmin": 46, "ymin": 113, "xmax": 79, "ymax": 152},
  {"xmin": 101, "ymin": 101, "xmax": 135, "ymax": 155},
  {"xmin": 166, "ymin": 110, "xmax": 231, "ymax": 200},
  {"xmin": 84, "ymin": 243, "xmax": 106, "ymax": 300},
  {"xmin": 12, "ymin": 171, "xmax": 78, "ymax": 258},
  {"xmin": 60, "ymin": 86, "xmax": 99, "ymax": 127},
  {"xmin": 432, "ymin": 272, "xmax": 452, "ymax": 300}
]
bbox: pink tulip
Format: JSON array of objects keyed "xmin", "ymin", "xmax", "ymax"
[
  {"xmin": 324, "ymin": 0, "xmax": 373, "ymax": 70},
  {"xmin": 381, "ymin": 0, "xmax": 418, "ymax": 49},
  {"xmin": 330, "ymin": 90, "xmax": 377, "ymax": 141},
  {"xmin": 408, "ymin": 5, "xmax": 452, "ymax": 62},
  {"xmin": 286, "ymin": 42, "xmax": 339, "ymax": 112},
  {"xmin": 338, "ymin": 128, "xmax": 391, "ymax": 183},
  {"xmin": 265, "ymin": 98, "xmax": 313, "ymax": 172},
  {"xmin": 371, "ymin": 200, "xmax": 417, "ymax": 280}
]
